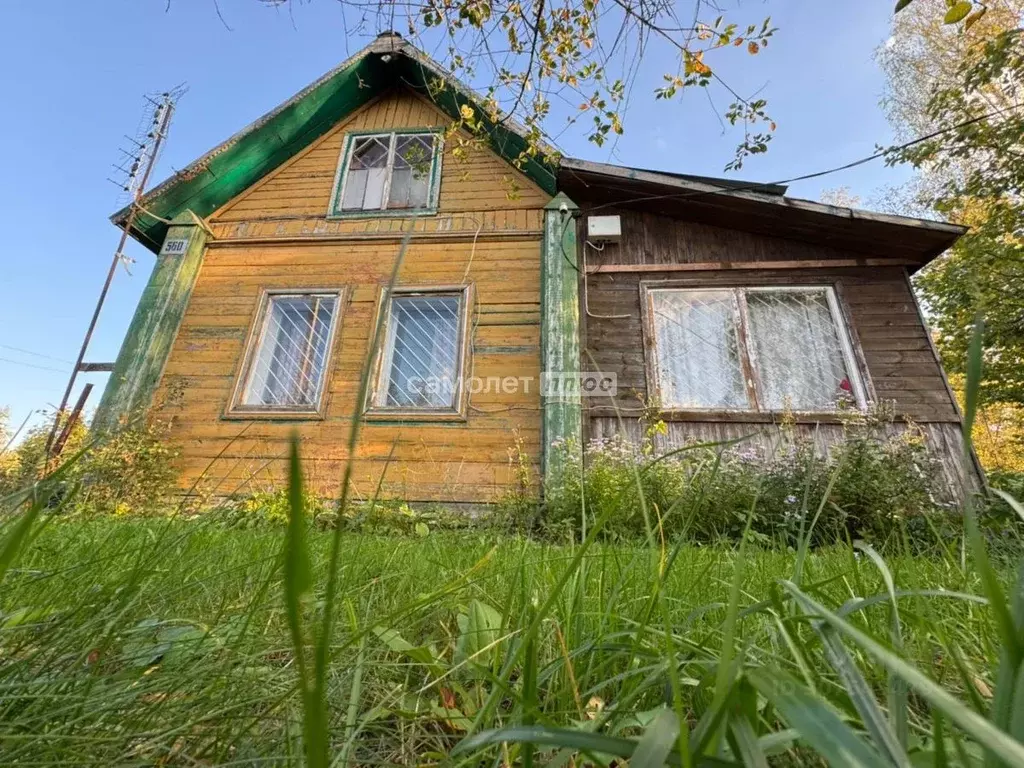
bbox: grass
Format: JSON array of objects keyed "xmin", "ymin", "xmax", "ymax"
[
  {"xmin": 0, "ymin": 513, "xmax": 1012, "ymax": 765},
  {"xmin": 3, "ymin": 307, "xmax": 1021, "ymax": 765}
]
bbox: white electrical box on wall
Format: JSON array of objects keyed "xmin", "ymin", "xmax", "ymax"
[{"xmin": 587, "ymin": 215, "xmax": 621, "ymax": 242}]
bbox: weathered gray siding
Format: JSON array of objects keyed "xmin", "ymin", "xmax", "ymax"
[{"xmin": 576, "ymin": 207, "xmax": 978, "ymax": 500}]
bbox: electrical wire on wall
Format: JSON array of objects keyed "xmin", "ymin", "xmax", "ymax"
[{"xmin": 582, "ymin": 239, "xmax": 630, "ymax": 320}]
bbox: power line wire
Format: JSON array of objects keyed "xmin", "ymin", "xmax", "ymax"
[
  {"xmin": 0, "ymin": 344, "xmax": 74, "ymax": 365},
  {"xmin": 0, "ymin": 357, "xmax": 71, "ymax": 375},
  {"xmin": 583, "ymin": 102, "xmax": 1024, "ymax": 211}
]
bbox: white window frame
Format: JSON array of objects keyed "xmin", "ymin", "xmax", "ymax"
[
  {"xmin": 226, "ymin": 288, "xmax": 344, "ymax": 419},
  {"xmin": 365, "ymin": 285, "xmax": 472, "ymax": 421},
  {"xmin": 643, "ymin": 284, "xmax": 868, "ymax": 414},
  {"xmin": 329, "ymin": 130, "xmax": 443, "ymax": 217}
]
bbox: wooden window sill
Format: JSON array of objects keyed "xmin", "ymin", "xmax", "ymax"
[
  {"xmin": 221, "ymin": 410, "xmax": 326, "ymax": 421},
  {"xmin": 362, "ymin": 409, "xmax": 468, "ymax": 424},
  {"xmin": 586, "ymin": 404, "xmax": 866, "ymax": 424}
]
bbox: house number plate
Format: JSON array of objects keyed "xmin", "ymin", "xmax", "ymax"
[{"xmin": 160, "ymin": 238, "xmax": 190, "ymax": 257}]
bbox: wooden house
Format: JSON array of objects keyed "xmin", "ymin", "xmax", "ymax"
[{"xmin": 94, "ymin": 33, "xmax": 979, "ymax": 504}]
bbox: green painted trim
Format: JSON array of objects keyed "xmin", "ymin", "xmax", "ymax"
[
  {"xmin": 93, "ymin": 211, "xmax": 211, "ymax": 433},
  {"xmin": 112, "ymin": 45, "xmax": 558, "ymax": 253},
  {"xmin": 540, "ymin": 192, "xmax": 582, "ymax": 486}
]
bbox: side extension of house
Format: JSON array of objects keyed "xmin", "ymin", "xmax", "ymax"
[{"xmin": 561, "ymin": 161, "xmax": 979, "ymax": 500}]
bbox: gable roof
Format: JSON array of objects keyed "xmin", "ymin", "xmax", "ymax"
[
  {"xmin": 113, "ymin": 32, "xmax": 558, "ymax": 252},
  {"xmin": 114, "ymin": 33, "xmax": 964, "ymax": 265}
]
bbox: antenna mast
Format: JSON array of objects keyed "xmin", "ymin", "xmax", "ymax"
[{"xmin": 45, "ymin": 88, "xmax": 184, "ymax": 460}]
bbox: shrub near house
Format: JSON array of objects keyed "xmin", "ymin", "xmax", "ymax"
[
  {"xmin": 534, "ymin": 409, "xmax": 945, "ymax": 547},
  {"xmin": 0, "ymin": 415, "xmax": 178, "ymax": 516}
]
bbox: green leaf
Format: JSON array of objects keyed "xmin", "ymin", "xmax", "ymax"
[
  {"xmin": 782, "ymin": 582, "xmax": 1024, "ymax": 767},
  {"xmin": 987, "ymin": 558, "xmax": 1024, "ymax": 762},
  {"xmin": 963, "ymin": 316, "xmax": 984, "ymax": 442},
  {"xmin": 452, "ymin": 725, "xmax": 732, "ymax": 766},
  {"xmin": 453, "ymin": 726, "xmax": 641, "ymax": 763},
  {"xmin": 372, "ymin": 626, "xmax": 446, "ymax": 677},
  {"xmin": 895, "ymin": 0, "xmax": 915, "ymax": 11},
  {"xmin": 0, "ymin": 505, "xmax": 42, "ymax": 585},
  {"xmin": 1008, "ymin": 664, "xmax": 1024, "ymax": 745},
  {"xmin": 0, "ymin": 606, "xmax": 55, "ymax": 629},
  {"xmin": 944, "ymin": 2, "xmax": 973, "ymax": 24},
  {"xmin": 933, "ymin": 711, "xmax": 949, "ymax": 768},
  {"xmin": 281, "ymin": 435, "xmax": 327, "ymax": 768},
  {"xmin": 632, "ymin": 707, "xmax": 680, "ymax": 768},
  {"xmin": 855, "ymin": 542, "xmax": 908, "ymax": 752},
  {"xmin": 747, "ymin": 669, "xmax": 890, "ymax": 767},
  {"xmin": 992, "ymin": 489, "xmax": 1024, "ymax": 524},
  {"xmin": 454, "ymin": 599, "xmax": 503, "ymax": 670},
  {"xmin": 837, "ymin": 590, "xmax": 988, "ymax": 618},
  {"xmin": 522, "ymin": 599, "xmax": 538, "ymax": 768},
  {"xmin": 963, "ymin": 7, "xmax": 987, "ymax": 30},
  {"xmin": 727, "ymin": 714, "xmax": 768, "ymax": 768},
  {"xmin": 285, "ymin": 436, "xmax": 313, "ymax": 605},
  {"xmin": 809, "ymin": 614, "xmax": 911, "ymax": 767}
]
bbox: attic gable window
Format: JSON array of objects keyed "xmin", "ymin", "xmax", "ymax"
[
  {"xmin": 228, "ymin": 290, "xmax": 343, "ymax": 417},
  {"xmin": 645, "ymin": 286, "xmax": 867, "ymax": 413},
  {"xmin": 331, "ymin": 131, "xmax": 441, "ymax": 215}
]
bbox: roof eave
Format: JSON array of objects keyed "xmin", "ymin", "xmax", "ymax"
[{"xmin": 560, "ymin": 157, "xmax": 966, "ymax": 265}]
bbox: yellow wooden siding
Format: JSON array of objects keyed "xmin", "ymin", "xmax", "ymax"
[
  {"xmin": 153, "ymin": 87, "xmax": 549, "ymax": 503},
  {"xmin": 211, "ymin": 88, "xmax": 550, "ymax": 223},
  {"xmin": 153, "ymin": 237, "xmax": 543, "ymax": 503}
]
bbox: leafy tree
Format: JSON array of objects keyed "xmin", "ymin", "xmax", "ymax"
[{"xmin": 881, "ymin": 2, "xmax": 1024, "ymax": 409}]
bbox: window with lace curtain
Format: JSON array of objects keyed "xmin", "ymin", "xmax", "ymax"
[
  {"xmin": 228, "ymin": 290, "xmax": 343, "ymax": 417},
  {"xmin": 330, "ymin": 131, "xmax": 441, "ymax": 215},
  {"xmin": 645, "ymin": 285, "xmax": 867, "ymax": 412},
  {"xmin": 367, "ymin": 287, "xmax": 470, "ymax": 418}
]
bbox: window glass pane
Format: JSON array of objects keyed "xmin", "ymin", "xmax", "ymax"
[
  {"xmin": 651, "ymin": 290, "xmax": 748, "ymax": 409},
  {"xmin": 378, "ymin": 295, "xmax": 461, "ymax": 409},
  {"xmin": 340, "ymin": 169, "xmax": 368, "ymax": 210},
  {"xmin": 388, "ymin": 135, "xmax": 434, "ymax": 209},
  {"xmin": 342, "ymin": 136, "xmax": 389, "ymax": 210},
  {"xmin": 242, "ymin": 295, "xmax": 337, "ymax": 407},
  {"xmin": 361, "ymin": 168, "xmax": 387, "ymax": 210},
  {"xmin": 350, "ymin": 136, "xmax": 389, "ymax": 168},
  {"xmin": 745, "ymin": 289, "xmax": 854, "ymax": 410}
]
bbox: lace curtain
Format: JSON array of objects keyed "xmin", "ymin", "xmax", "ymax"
[
  {"xmin": 745, "ymin": 290, "xmax": 851, "ymax": 410},
  {"xmin": 650, "ymin": 287, "xmax": 854, "ymax": 411},
  {"xmin": 651, "ymin": 290, "xmax": 748, "ymax": 409}
]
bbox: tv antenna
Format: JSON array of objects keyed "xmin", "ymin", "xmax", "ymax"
[{"xmin": 45, "ymin": 86, "xmax": 187, "ymax": 461}]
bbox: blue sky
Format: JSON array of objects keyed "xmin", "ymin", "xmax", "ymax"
[{"xmin": 0, "ymin": 0, "xmax": 912, "ymax": 435}]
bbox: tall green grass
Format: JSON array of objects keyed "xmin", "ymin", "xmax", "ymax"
[
  {"xmin": 1, "ymin": 309, "xmax": 1021, "ymax": 766},
  {"xmin": 0, "ymin": 518, "xmax": 1009, "ymax": 765}
]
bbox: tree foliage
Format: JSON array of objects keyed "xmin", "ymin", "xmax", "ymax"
[
  {"xmin": 259, "ymin": 0, "xmax": 777, "ymax": 169},
  {"xmin": 882, "ymin": 2, "xmax": 1024, "ymax": 409}
]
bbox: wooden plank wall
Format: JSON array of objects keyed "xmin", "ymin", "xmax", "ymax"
[
  {"xmin": 578, "ymin": 207, "xmax": 973, "ymax": 497},
  {"xmin": 213, "ymin": 89, "xmax": 549, "ymax": 224},
  {"xmin": 150, "ymin": 88, "xmax": 548, "ymax": 503}
]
